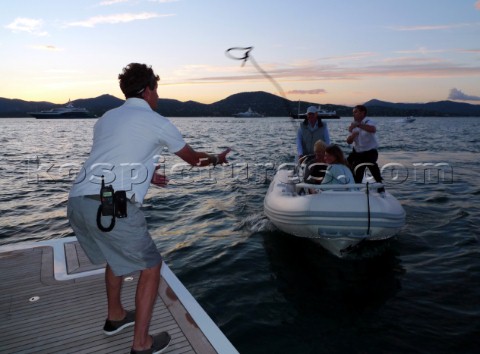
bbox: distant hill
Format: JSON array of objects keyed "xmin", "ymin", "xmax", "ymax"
[
  {"xmin": 1, "ymin": 92, "xmax": 480, "ymax": 117},
  {"xmin": 364, "ymin": 99, "xmax": 480, "ymax": 117},
  {"xmin": 0, "ymin": 95, "xmax": 124, "ymax": 118},
  {"xmin": 73, "ymin": 94, "xmax": 124, "ymax": 113}
]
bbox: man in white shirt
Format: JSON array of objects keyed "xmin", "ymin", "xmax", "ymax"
[
  {"xmin": 67, "ymin": 63, "xmax": 230, "ymax": 354},
  {"xmin": 346, "ymin": 105, "xmax": 383, "ymax": 183}
]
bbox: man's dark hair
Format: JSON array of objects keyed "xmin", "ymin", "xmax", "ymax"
[
  {"xmin": 354, "ymin": 104, "xmax": 367, "ymax": 115},
  {"xmin": 118, "ymin": 63, "xmax": 160, "ymax": 98}
]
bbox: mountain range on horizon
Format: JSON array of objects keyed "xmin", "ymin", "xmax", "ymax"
[{"xmin": 1, "ymin": 91, "xmax": 480, "ymax": 118}]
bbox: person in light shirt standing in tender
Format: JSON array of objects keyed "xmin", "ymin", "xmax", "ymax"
[{"xmin": 346, "ymin": 105, "xmax": 383, "ymax": 184}]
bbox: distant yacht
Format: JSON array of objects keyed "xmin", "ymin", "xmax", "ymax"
[
  {"xmin": 291, "ymin": 105, "xmax": 339, "ymax": 119},
  {"xmin": 28, "ymin": 100, "xmax": 96, "ymax": 119},
  {"xmin": 395, "ymin": 116, "xmax": 416, "ymax": 124},
  {"xmin": 233, "ymin": 107, "xmax": 264, "ymax": 118}
]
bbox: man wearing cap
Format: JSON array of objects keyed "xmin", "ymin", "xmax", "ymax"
[{"xmin": 296, "ymin": 105, "xmax": 331, "ymax": 158}]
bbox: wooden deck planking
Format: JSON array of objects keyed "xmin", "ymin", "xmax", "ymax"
[{"xmin": 0, "ymin": 241, "xmax": 219, "ymax": 354}]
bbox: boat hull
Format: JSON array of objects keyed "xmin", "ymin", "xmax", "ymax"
[
  {"xmin": 291, "ymin": 113, "xmax": 340, "ymax": 119},
  {"xmin": 28, "ymin": 100, "xmax": 97, "ymax": 119},
  {"xmin": 232, "ymin": 107, "xmax": 263, "ymax": 118},
  {"xmin": 232, "ymin": 114, "xmax": 263, "ymax": 118},
  {"xmin": 30, "ymin": 112, "xmax": 96, "ymax": 119},
  {"xmin": 264, "ymin": 169, "xmax": 406, "ymax": 257}
]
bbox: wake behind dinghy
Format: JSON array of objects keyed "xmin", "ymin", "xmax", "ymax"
[{"xmin": 264, "ymin": 165, "xmax": 406, "ymax": 257}]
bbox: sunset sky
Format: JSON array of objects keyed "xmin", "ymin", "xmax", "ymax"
[{"xmin": 2, "ymin": 0, "xmax": 480, "ymax": 106}]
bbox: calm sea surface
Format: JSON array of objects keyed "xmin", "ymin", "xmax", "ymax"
[{"xmin": 1, "ymin": 116, "xmax": 480, "ymax": 353}]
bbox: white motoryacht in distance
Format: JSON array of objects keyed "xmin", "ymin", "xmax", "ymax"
[
  {"xmin": 232, "ymin": 107, "xmax": 264, "ymax": 118},
  {"xmin": 291, "ymin": 105, "xmax": 339, "ymax": 119},
  {"xmin": 28, "ymin": 100, "xmax": 96, "ymax": 119}
]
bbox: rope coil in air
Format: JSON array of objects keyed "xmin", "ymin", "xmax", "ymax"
[{"xmin": 225, "ymin": 47, "xmax": 292, "ymax": 117}]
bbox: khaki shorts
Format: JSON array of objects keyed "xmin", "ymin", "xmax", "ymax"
[{"xmin": 67, "ymin": 196, "xmax": 162, "ymax": 276}]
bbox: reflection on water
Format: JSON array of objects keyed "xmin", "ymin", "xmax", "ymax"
[{"xmin": 263, "ymin": 232, "xmax": 403, "ymax": 314}]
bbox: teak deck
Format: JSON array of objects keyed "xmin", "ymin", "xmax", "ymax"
[{"xmin": 0, "ymin": 237, "xmax": 237, "ymax": 354}]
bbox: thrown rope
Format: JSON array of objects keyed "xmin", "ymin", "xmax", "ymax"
[
  {"xmin": 225, "ymin": 47, "xmax": 292, "ymax": 117},
  {"xmin": 366, "ymin": 182, "xmax": 371, "ymax": 236}
]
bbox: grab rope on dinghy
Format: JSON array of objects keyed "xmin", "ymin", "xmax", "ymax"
[{"xmin": 366, "ymin": 182, "xmax": 371, "ymax": 236}]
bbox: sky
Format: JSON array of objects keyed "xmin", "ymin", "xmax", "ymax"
[{"xmin": 1, "ymin": 0, "xmax": 480, "ymax": 106}]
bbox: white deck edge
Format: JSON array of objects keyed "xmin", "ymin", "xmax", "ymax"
[
  {"xmin": 160, "ymin": 258, "xmax": 239, "ymax": 354},
  {"xmin": 0, "ymin": 237, "xmax": 238, "ymax": 354}
]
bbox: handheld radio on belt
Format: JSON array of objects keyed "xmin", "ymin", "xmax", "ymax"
[{"xmin": 96, "ymin": 176, "xmax": 128, "ymax": 232}]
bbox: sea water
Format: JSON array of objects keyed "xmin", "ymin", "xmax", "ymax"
[{"xmin": 1, "ymin": 116, "xmax": 479, "ymax": 353}]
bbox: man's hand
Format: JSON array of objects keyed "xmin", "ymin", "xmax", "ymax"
[
  {"xmin": 151, "ymin": 165, "xmax": 169, "ymax": 187},
  {"xmin": 217, "ymin": 147, "xmax": 232, "ymax": 165}
]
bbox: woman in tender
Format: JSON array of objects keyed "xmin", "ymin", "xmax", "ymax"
[
  {"xmin": 321, "ymin": 144, "xmax": 355, "ymax": 185},
  {"xmin": 302, "ymin": 139, "xmax": 328, "ymax": 184}
]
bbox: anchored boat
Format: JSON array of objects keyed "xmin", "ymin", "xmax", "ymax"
[
  {"xmin": 232, "ymin": 107, "xmax": 263, "ymax": 118},
  {"xmin": 28, "ymin": 100, "xmax": 96, "ymax": 119},
  {"xmin": 290, "ymin": 104, "xmax": 339, "ymax": 119},
  {"xmin": 264, "ymin": 166, "xmax": 406, "ymax": 257}
]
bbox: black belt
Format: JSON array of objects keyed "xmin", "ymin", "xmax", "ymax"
[
  {"xmin": 85, "ymin": 194, "xmax": 134, "ymax": 203},
  {"xmin": 353, "ymin": 148, "xmax": 377, "ymax": 154}
]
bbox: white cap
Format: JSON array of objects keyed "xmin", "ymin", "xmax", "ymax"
[{"xmin": 306, "ymin": 106, "xmax": 318, "ymax": 114}]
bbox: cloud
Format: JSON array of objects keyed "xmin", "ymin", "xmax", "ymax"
[
  {"xmin": 66, "ymin": 12, "xmax": 172, "ymax": 28},
  {"xmin": 320, "ymin": 52, "xmax": 376, "ymax": 62},
  {"xmin": 30, "ymin": 45, "xmax": 62, "ymax": 51},
  {"xmin": 389, "ymin": 23, "xmax": 478, "ymax": 31},
  {"xmin": 96, "ymin": 0, "xmax": 179, "ymax": 7},
  {"xmin": 287, "ymin": 89, "xmax": 327, "ymax": 95},
  {"xmin": 476, "ymin": 1, "xmax": 480, "ymax": 10},
  {"xmin": 5, "ymin": 18, "xmax": 48, "ymax": 36},
  {"xmin": 448, "ymin": 88, "xmax": 480, "ymax": 101},
  {"xmin": 191, "ymin": 59, "xmax": 480, "ymax": 84},
  {"xmin": 394, "ymin": 47, "xmax": 445, "ymax": 55},
  {"xmin": 460, "ymin": 49, "xmax": 480, "ymax": 53},
  {"xmin": 98, "ymin": 0, "xmax": 129, "ymax": 5}
]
